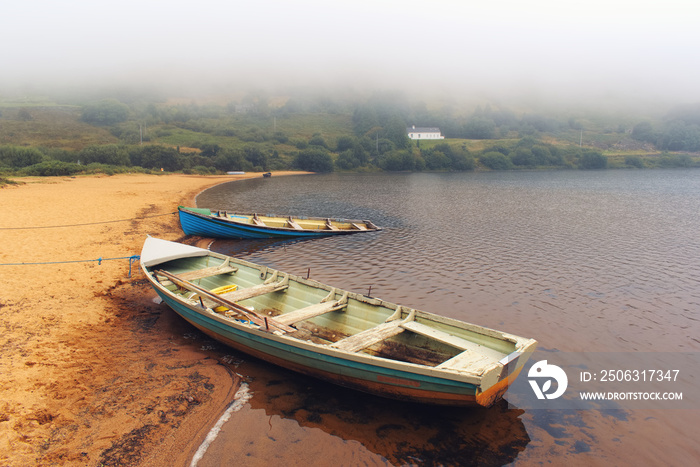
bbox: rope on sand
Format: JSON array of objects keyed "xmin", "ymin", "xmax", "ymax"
[
  {"xmin": 0, "ymin": 255, "xmax": 141, "ymax": 277},
  {"xmin": 0, "ymin": 212, "xmax": 177, "ymax": 230}
]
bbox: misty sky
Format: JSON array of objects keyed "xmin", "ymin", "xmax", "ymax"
[{"xmin": 2, "ymin": 0, "xmax": 699, "ymax": 105}]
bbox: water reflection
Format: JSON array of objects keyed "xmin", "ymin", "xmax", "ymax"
[
  {"xmin": 196, "ymin": 337, "xmax": 530, "ymax": 467},
  {"xmin": 260, "ymin": 370, "xmax": 528, "ymax": 464}
]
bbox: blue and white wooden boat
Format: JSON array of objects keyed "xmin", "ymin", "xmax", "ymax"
[
  {"xmin": 178, "ymin": 206, "xmax": 381, "ymax": 239},
  {"xmin": 140, "ymin": 237, "xmax": 537, "ymax": 407}
]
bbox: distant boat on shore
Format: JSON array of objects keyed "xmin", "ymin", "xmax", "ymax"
[
  {"xmin": 140, "ymin": 237, "xmax": 538, "ymax": 406},
  {"xmin": 178, "ymin": 206, "xmax": 382, "ymax": 239}
]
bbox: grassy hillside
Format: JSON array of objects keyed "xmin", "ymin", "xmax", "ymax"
[
  {"xmin": 0, "ymin": 106, "xmax": 117, "ymax": 150},
  {"xmin": 1, "ymin": 94, "xmax": 698, "ymax": 177},
  {"xmin": 0, "ymin": 104, "xmax": 657, "ymax": 157}
]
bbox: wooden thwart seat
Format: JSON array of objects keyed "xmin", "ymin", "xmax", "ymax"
[
  {"xmin": 325, "ymin": 219, "xmax": 339, "ymax": 231},
  {"xmin": 351, "ymin": 223, "xmax": 366, "ymax": 230},
  {"xmin": 435, "ymin": 350, "xmax": 494, "ymax": 372},
  {"xmin": 400, "ymin": 321, "xmax": 480, "ymax": 350},
  {"xmin": 276, "ymin": 289, "xmax": 348, "ymax": 326},
  {"xmin": 332, "ymin": 307, "xmax": 415, "ymax": 352},
  {"xmin": 175, "ymin": 259, "xmax": 237, "ymax": 281},
  {"xmin": 331, "ymin": 321, "xmax": 405, "ymax": 352},
  {"xmin": 252, "ymin": 214, "xmax": 266, "ymax": 226},
  {"xmin": 218, "ymin": 271, "xmax": 289, "ymax": 302},
  {"xmin": 287, "ymin": 217, "xmax": 304, "ymax": 230}
]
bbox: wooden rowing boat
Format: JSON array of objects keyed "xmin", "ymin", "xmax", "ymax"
[
  {"xmin": 178, "ymin": 206, "xmax": 381, "ymax": 239},
  {"xmin": 140, "ymin": 237, "xmax": 537, "ymax": 406}
]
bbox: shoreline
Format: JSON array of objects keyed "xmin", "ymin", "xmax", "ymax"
[{"xmin": 0, "ymin": 171, "xmax": 304, "ymax": 466}]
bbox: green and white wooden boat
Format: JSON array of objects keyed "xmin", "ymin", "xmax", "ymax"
[{"xmin": 140, "ymin": 237, "xmax": 537, "ymax": 407}]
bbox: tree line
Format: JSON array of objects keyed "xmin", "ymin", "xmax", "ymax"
[{"xmin": 0, "ymin": 136, "xmax": 631, "ymax": 176}]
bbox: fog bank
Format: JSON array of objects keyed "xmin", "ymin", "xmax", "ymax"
[{"xmin": 3, "ymin": 1, "xmax": 699, "ymax": 110}]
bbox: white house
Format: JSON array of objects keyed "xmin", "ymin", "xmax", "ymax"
[{"xmin": 406, "ymin": 125, "xmax": 444, "ymax": 140}]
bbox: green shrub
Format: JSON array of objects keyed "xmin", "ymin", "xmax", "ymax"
[
  {"xmin": 293, "ymin": 139, "xmax": 308, "ymax": 149},
  {"xmin": 336, "ymin": 149, "xmax": 360, "ymax": 170},
  {"xmin": 625, "ymin": 156, "xmax": 644, "ymax": 168},
  {"xmin": 294, "ymin": 148, "xmax": 334, "ymax": 172},
  {"xmin": 79, "ymin": 145, "xmax": 131, "ymax": 166},
  {"xmin": 424, "ymin": 151, "xmax": 451, "ymax": 170},
  {"xmin": 20, "ymin": 161, "xmax": 83, "ymax": 176},
  {"xmin": 309, "ymin": 133, "xmax": 328, "ymax": 148},
  {"xmin": 656, "ymin": 153, "xmax": 695, "ymax": 168},
  {"xmin": 579, "ymin": 150, "xmax": 608, "ymax": 169},
  {"xmin": 0, "ymin": 146, "xmax": 45, "ymax": 168},
  {"xmin": 480, "ymin": 151, "xmax": 513, "ymax": 170},
  {"xmin": 377, "ymin": 150, "xmax": 416, "ymax": 171}
]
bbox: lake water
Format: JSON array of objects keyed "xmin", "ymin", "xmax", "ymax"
[{"xmin": 191, "ymin": 170, "xmax": 700, "ymax": 466}]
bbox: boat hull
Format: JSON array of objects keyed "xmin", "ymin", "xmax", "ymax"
[
  {"xmin": 178, "ymin": 207, "xmax": 380, "ymax": 239},
  {"xmin": 156, "ymin": 289, "xmax": 491, "ymax": 405}
]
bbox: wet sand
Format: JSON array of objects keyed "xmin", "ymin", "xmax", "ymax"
[{"xmin": 0, "ymin": 172, "xmax": 301, "ymax": 466}]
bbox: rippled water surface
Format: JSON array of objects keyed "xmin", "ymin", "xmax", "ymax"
[{"xmin": 193, "ymin": 170, "xmax": 700, "ymax": 466}]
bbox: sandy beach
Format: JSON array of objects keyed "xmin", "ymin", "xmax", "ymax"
[{"xmin": 0, "ymin": 172, "xmax": 301, "ymax": 466}]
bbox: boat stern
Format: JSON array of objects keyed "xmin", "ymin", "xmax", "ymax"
[{"xmin": 475, "ymin": 338, "xmax": 538, "ymax": 407}]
